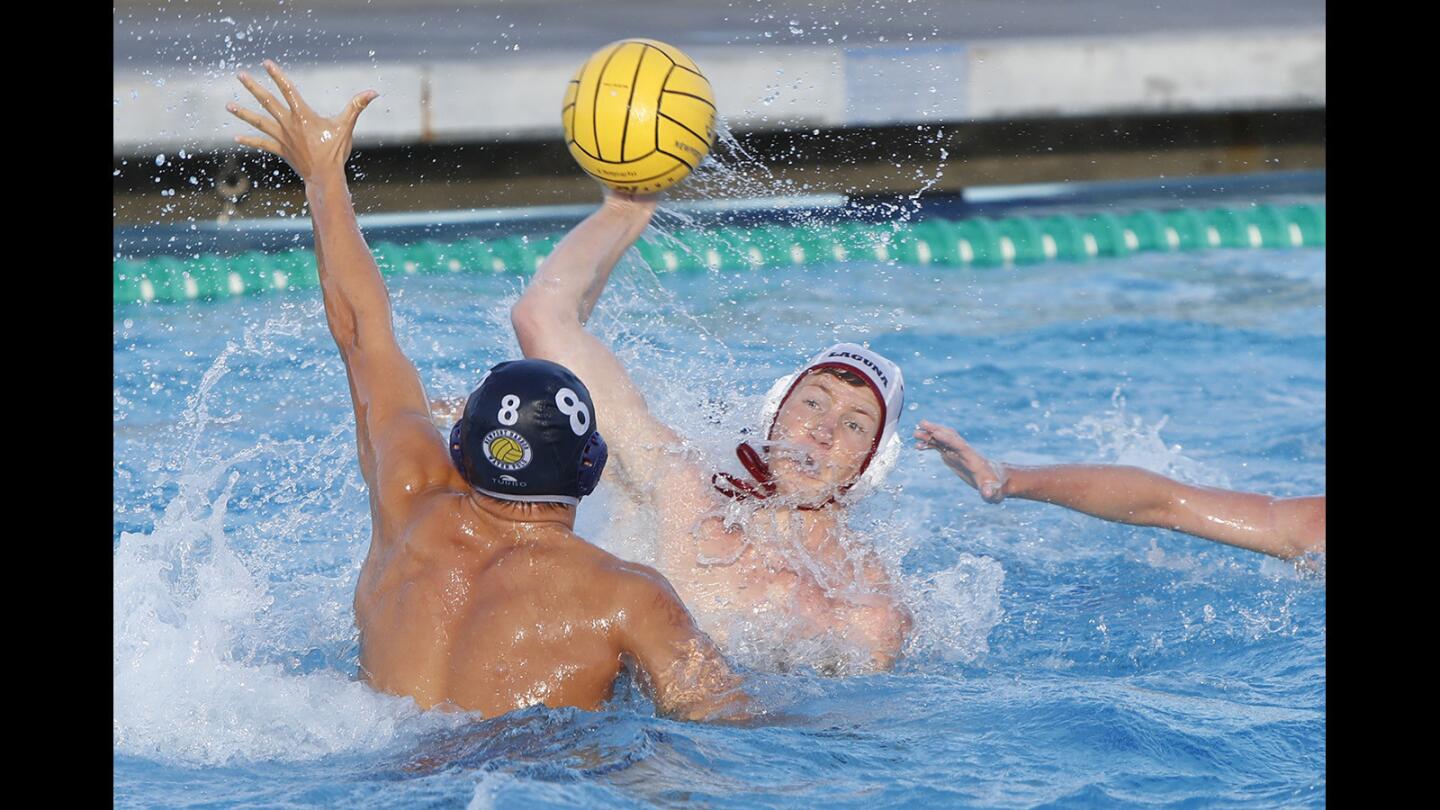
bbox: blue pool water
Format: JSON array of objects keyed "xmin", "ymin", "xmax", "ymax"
[{"xmin": 113, "ymin": 236, "xmax": 1325, "ymax": 807}]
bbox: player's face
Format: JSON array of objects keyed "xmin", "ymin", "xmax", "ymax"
[{"xmin": 769, "ymin": 371, "xmax": 882, "ymax": 500}]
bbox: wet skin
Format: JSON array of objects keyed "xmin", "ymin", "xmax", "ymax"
[
  {"xmin": 229, "ymin": 61, "xmax": 744, "ymax": 720},
  {"xmin": 511, "ymin": 193, "xmax": 912, "ymax": 670},
  {"xmin": 914, "ymin": 419, "xmax": 1326, "ymax": 562},
  {"xmin": 353, "ymin": 491, "xmax": 741, "ymax": 717}
]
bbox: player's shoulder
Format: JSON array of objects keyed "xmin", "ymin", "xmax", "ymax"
[
  {"xmin": 592, "ymin": 555, "xmax": 686, "ymax": 617},
  {"xmin": 535, "ymin": 534, "xmax": 655, "ymax": 590},
  {"xmin": 591, "ymin": 551, "xmax": 666, "ymax": 591},
  {"xmin": 374, "ymin": 415, "xmax": 468, "ymax": 499}
]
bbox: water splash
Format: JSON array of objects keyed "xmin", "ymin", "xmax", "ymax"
[
  {"xmin": 565, "ymin": 267, "xmax": 1003, "ymax": 674},
  {"xmin": 113, "ymin": 311, "xmax": 464, "ymax": 765},
  {"xmin": 905, "ymin": 553, "xmax": 1006, "ymax": 664},
  {"xmin": 1061, "ymin": 387, "xmax": 1230, "ymax": 488}
]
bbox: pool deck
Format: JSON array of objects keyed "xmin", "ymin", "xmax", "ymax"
[{"xmin": 113, "ymin": 0, "xmax": 1325, "ymax": 157}]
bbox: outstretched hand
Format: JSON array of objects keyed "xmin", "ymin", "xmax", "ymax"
[
  {"xmin": 227, "ymin": 59, "xmax": 378, "ymax": 183},
  {"xmin": 914, "ymin": 420, "xmax": 1007, "ymax": 503}
]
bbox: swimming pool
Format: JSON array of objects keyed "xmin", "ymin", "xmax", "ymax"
[{"xmin": 114, "ymin": 210, "xmax": 1325, "ymax": 806}]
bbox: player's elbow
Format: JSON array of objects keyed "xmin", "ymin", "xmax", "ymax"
[
  {"xmin": 884, "ymin": 606, "xmax": 913, "ymax": 667},
  {"xmin": 324, "ymin": 299, "xmax": 362, "ymax": 353},
  {"xmin": 1133, "ymin": 503, "xmax": 1176, "ymax": 530},
  {"xmin": 659, "ymin": 683, "xmax": 753, "ymax": 723},
  {"xmin": 684, "ymin": 656, "xmax": 754, "ymax": 719},
  {"xmin": 510, "ymin": 295, "xmax": 573, "ymax": 355},
  {"xmin": 509, "ymin": 297, "xmax": 545, "ymax": 352}
]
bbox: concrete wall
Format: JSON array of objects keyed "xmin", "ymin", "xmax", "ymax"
[{"xmin": 113, "ymin": 28, "xmax": 1324, "ymax": 156}]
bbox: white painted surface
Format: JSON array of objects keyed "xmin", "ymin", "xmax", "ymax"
[
  {"xmin": 114, "ymin": 29, "xmax": 1324, "ymax": 155},
  {"xmin": 967, "ymin": 29, "xmax": 1325, "ymax": 118}
]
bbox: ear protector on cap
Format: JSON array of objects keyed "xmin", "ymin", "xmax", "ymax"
[
  {"xmin": 575, "ymin": 430, "xmax": 608, "ymax": 497},
  {"xmin": 451, "ymin": 422, "xmax": 608, "ymax": 500},
  {"xmin": 449, "ymin": 359, "xmax": 608, "ymax": 505}
]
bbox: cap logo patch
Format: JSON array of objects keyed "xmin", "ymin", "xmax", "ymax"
[{"xmin": 483, "ymin": 428, "xmax": 532, "ymax": 472}]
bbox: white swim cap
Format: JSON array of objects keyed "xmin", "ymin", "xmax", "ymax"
[{"xmin": 760, "ymin": 342, "xmax": 906, "ymax": 494}]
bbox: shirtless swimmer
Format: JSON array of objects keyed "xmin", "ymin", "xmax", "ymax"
[
  {"xmin": 227, "ymin": 62, "xmax": 747, "ymax": 720},
  {"xmin": 507, "ymin": 190, "xmax": 913, "ymax": 671}
]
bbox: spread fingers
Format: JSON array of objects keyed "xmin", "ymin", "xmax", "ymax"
[
  {"xmin": 263, "ymin": 59, "xmax": 306, "ymax": 112},
  {"xmin": 234, "ymin": 134, "xmax": 283, "ymax": 157},
  {"xmin": 238, "ymin": 71, "xmax": 286, "ymax": 120},
  {"xmin": 226, "ymin": 102, "xmax": 282, "ymax": 140}
]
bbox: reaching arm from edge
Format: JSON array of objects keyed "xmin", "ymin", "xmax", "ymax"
[
  {"xmin": 230, "ymin": 62, "xmax": 456, "ymax": 509},
  {"xmin": 615, "ymin": 566, "xmax": 752, "ymax": 722},
  {"xmin": 510, "ymin": 190, "xmax": 703, "ymax": 498},
  {"xmin": 915, "ymin": 420, "xmax": 1325, "ymax": 561}
]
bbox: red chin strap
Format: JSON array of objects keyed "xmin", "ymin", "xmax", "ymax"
[
  {"xmin": 713, "ymin": 362, "xmax": 887, "ymax": 510},
  {"xmin": 711, "ymin": 442, "xmax": 777, "ymax": 500},
  {"xmin": 710, "ymin": 441, "xmax": 838, "ymax": 511}
]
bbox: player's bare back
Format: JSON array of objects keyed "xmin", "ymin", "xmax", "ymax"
[{"xmin": 355, "ymin": 492, "xmax": 676, "ymax": 714}]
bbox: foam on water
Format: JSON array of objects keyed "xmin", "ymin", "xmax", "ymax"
[
  {"xmin": 114, "ymin": 314, "xmax": 468, "ymax": 766},
  {"xmin": 113, "ymin": 246, "xmax": 1324, "ymax": 806},
  {"xmin": 112, "ymin": 454, "xmax": 449, "ymax": 765},
  {"xmin": 552, "ymin": 256, "xmax": 1006, "ymax": 674},
  {"xmin": 1060, "ymin": 386, "xmax": 1231, "ymax": 488}
]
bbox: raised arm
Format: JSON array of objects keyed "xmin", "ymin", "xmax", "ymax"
[
  {"xmin": 915, "ymin": 420, "xmax": 1326, "ymax": 561},
  {"xmin": 510, "ymin": 191, "xmax": 692, "ymax": 496},
  {"xmin": 614, "ymin": 567, "xmax": 751, "ymax": 722},
  {"xmin": 229, "ymin": 62, "xmax": 455, "ymax": 507}
]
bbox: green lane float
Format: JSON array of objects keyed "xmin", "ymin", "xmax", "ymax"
[{"xmin": 115, "ymin": 202, "xmax": 1326, "ymax": 305}]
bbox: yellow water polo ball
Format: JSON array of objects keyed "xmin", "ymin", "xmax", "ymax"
[
  {"xmin": 562, "ymin": 38, "xmax": 717, "ymax": 193},
  {"xmin": 488, "ymin": 436, "xmax": 525, "ymax": 465}
]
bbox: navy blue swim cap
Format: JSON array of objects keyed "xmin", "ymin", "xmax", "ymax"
[{"xmin": 448, "ymin": 359, "xmax": 608, "ymax": 505}]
